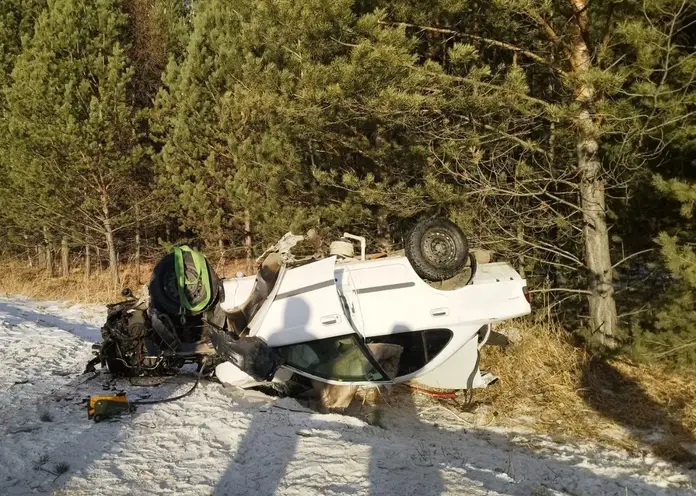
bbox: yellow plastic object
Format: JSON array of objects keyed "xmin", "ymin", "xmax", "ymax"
[{"xmin": 87, "ymin": 395, "xmax": 132, "ymax": 422}]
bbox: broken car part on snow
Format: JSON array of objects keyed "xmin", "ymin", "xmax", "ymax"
[{"xmin": 86, "ymin": 217, "xmax": 531, "ymax": 402}]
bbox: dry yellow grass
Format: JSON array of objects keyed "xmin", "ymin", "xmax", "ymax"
[
  {"xmin": 0, "ymin": 258, "xmax": 251, "ymax": 303},
  {"xmin": 0, "ymin": 260, "xmax": 146, "ymax": 303},
  {"xmin": 2, "ymin": 258, "xmax": 695, "ymax": 465},
  {"xmin": 477, "ymin": 322, "xmax": 696, "ymax": 464}
]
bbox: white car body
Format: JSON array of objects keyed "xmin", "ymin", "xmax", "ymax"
[{"xmin": 217, "ymin": 253, "xmax": 530, "ymax": 390}]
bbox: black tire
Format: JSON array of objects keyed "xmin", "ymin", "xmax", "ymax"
[
  {"xmin": 149, "ymin": 253, "xmax": 220, "ymax": 316},
  {"xmin": 405, "ymin": 218, "xmax": 469, "ymax": 281}
]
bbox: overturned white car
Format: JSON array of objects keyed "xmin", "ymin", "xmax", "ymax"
[{"xmin": 88, "ymin": 218, "xmax": 531, "ymax": 394}]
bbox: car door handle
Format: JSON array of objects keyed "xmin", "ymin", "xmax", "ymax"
[
  {"xmin": 321, "ymin": 315, "xmax": 341, "ymax": 325},
  {"xmin": 430, "ymin": 308, "xmax": 449, "ymax": 317}
]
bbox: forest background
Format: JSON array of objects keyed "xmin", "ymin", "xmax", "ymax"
[{"xmin": 1, "ymin": 0, "xmax": 695, "ymax": 369}]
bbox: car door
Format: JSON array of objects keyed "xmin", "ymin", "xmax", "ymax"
[
  {"xmin": 333, "ymin": 265, "xmax": 365, "ymax": 336},
  {"xmin": 250, "ymin": 256, "xmax": 355, "ymax": 346},
  {"xmin": 344, "ymin": 259, "xmax": 458, "ymax": 338},
  {"xmin": 248, "ymin": 256, "xmax": 392, "ymax": 386}
]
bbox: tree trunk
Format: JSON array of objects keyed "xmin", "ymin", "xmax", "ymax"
[
  {"xmin": 376, "ymin": 213, "xmax": 392, "ymax": 253},
  {"xmin": 85, "ymin": 226, "xmax": 91, "ymax": 279},
  {"xmin": 218, "ymin": 234, "xmax": 226, "ymax": 272},
  {"xmin": 218, "ymin": 223, "xmax": 226, "ymax": 264},
  {"xmin": 244, "ymin": 209, "xmax": 252, "ymax": 274},
  {"xmin": 516, "ymin": 221, "xmax": 525, "ymax": 279},
  {"xmin": 37, "ymin": 245, "xmax": 43, "ymax": 268},
  {"xmin": 569, "ymin": 0, "xmax": 618, "ymax": 346},
  {"xmin": 135, "ymin": 203, "xmax": 141, "ymax": 284},
  {"xmin": 85, "ymin": 244, "xmax": 91, "ymax": 279},
  {"xmin": 577, "ymin": 129, "xmax": 618, "ymax": 344},
  {"xmin": 23, "ymin": 236, "xmax": 33, "ymax": 267},
  {"xmin": 43, "ymin": 226, "xmax": 54, "ymax": 277},
  {"xmin": 61, "ymin": 236, "xmax": 69, "ymax": 277},
  {"xmin": 105, "ymin": 226, "xmax": 119, "ymax": 286},
  {"xmin": 105, "ymin": 225, "xmax": 119, "ymax": 286},
  {"xmin": 101, "ymin": 193, "xmax": 120, "ymax": 286}
]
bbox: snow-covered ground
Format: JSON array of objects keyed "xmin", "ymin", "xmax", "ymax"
[{"xmin": 0, "ymin": 294, "xmax": 693, "ymax": 496}]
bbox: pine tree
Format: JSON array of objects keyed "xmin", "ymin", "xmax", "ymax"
[
  {"xmin": 152, "ymin": 0, "xmax": 246, "ymax": 252},
  {"xmin": 154, "ymin": 0, "xmax": 448, "ymax": 255},
  {"xmin": 357, "ymin": 0, "xmax": 696, "ymax": 346},
  {"xmin": 5, "ymin": 0, "xmax": 143, "ymax": 286},
  {"xmin": 123, "ymin": 0, "xmax": 191, "ymax": 106},
  {"xmin": 640, "ymin": 162, "xmax": 696, "ymax": 367},
  {"xmin": 0, "ymin": 0, "xmax": 692, "ymax": 365},
  {"xmin": 0, "ymin": 0, "xmax": 46, "ymax": 88},
  {"xmin": 0, "ymin": 0, "xmax": 48, "ymax": 263}
]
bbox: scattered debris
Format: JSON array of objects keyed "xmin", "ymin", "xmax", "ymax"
[
  {"xmin": 33, "ymin": 454, "xmax": 49, "ymax": 470},
  {"xmin": 8, "ymin": 424, "xmax": 42, "ymax": 434},
  {"xmin": 418, "ymin": 404, "xmax": 473, "ymax": 426},
  {"xmin": 33, "ymin": 456, "xmax": 70, "ymax": 483},
  {"xmin": 53, "ymin": 462, "xmax": 71, "ymax": 480},
  {"xmin": 365, "ymin": 407, "xmax": 385, "ymax": 428}
]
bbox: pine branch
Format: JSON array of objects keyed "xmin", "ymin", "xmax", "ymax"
[
  {"xmin": 528, "ymin": 288, "xmax": 592, "ymax": 295},
  {"xmin": 525, "ymin": 12, "xmax": 573, "ymax": 61},
  {"xmin": 652, "ymin": 339, "xmax": 696, "ymax": 359},
  {"xmin": 379, "ymin": 21, "xmax": 566, "ymax": 75},
  {"xmin": 611, "ymin": 248, "xmax": 655, "ymax": 269},
  {"xmin": 429, "ymin": 71, "xmax": 556, "ymax": 114},
  {"xmin": 452, "ymin": 113, "xmax": 550, "ymax": 155}
]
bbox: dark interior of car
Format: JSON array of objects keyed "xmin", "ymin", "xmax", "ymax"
[{"xmin": 366, "ymin": 329, "xmax": 453, "ymax": 377}]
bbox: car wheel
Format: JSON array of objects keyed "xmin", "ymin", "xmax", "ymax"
[
  {"xmin": 149, "ymin": 253, "xmax": 220, "ymax": 316},
  {"xmin": 405, "ymin": 217, "xmax": 469, "ymax": 280}
]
